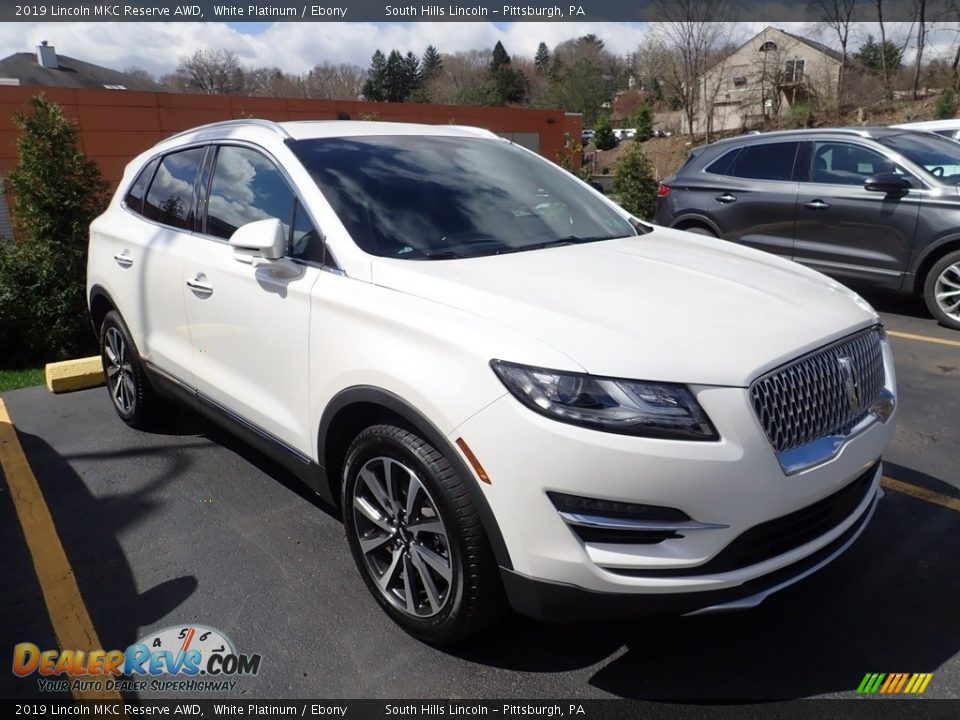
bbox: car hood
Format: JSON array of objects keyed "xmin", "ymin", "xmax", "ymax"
[{"xmin": 370, "ymin": 230, "xmax": 880, "ymax": 387}]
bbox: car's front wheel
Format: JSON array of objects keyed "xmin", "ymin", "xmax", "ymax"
[
  {"xmin": 341, "ymin": 424, "xmax": 503, "ymax": 645},
  {"xmin": 923, "ymin": 249, "xmax": 960, "ymax": 330}
]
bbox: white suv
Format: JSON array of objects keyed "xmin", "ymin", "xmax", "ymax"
[{"xmin": 88, "ymin": 120, "xmax": 897, "ymax": 644}]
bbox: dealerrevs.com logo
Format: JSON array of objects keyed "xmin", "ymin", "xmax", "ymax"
[{"xmin": 13, "ymin": 625, "xmax": 262, "ymax": 693}]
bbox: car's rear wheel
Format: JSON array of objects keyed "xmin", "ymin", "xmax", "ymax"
[
  {"xmin": 99, "ymin": 310, "xmax": 162, "ymax": 429},
  {"xmin": 341, "ymin": 424, "xmax": 503, "ymax": 645},
  {"xmin": 923, "ymin": 249, "xmax": 960, "ymax": 330}
]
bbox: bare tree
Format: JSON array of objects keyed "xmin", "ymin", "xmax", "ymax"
[
  {"xmin": 305, "ymin": 63, "xmax": 367, "ymax": 100},
  {"xmin": 164, "ymin": 49, "xmax": 246, "ymax": 95},
  {"xmin": 427, "ymin": 50, "xmax": 490, "ymax": 105},
  {"xmin": 816, "ymin": 0, "xmax": 857, "ymax": 106},
  {"xmin": 246, "ymin": 67, "xmax": 306, "ymax": 98},
  {"xmin": 123, "ymin": 66, "xmax": 156, "ymax": 87},
  {"xmin": 653, "ymin": 0, "xmax": 735, "ymax": 140},
  {"xmin": 913, "ymin": 0, "xmax": 930, "ymax": 99},
  {"xmin": 876, "ymin": 0, "xmax": 893, "ymax": 99}
]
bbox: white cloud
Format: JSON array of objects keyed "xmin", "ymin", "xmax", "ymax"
[
  {"xmin": 0, "ymin": 21, "xmax": 956, "ymax": 79},
  {"xmin": 0, "ymin": 21, "xmax": 657, "ymax": 76}
]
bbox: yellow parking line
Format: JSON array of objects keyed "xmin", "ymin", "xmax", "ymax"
[
  {"xmin": 882, "ymin": 476, "xmax": 960, "ymax": 513},
  {"xmin": 0, "ymin": 399, "xmax": 122, "ymax": 701},
  {"xmin": 886, "ymin": 330, "xmax": 960, "ymax": 349}
]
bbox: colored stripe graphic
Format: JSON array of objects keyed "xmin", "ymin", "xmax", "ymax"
[
  {"xmin": 857, "ymin": 672, "xmax": 932, "ymax": 694},
  {"xmin": 857, "ymin": 673, "xmax": 886, "ymax": 693}
]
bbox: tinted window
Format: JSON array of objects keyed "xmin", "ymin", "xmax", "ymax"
[
  {"xmin": 810, "ymin": 142, "xmax": 903, "ymax": 185},
  {"xmin": 877, "ymin": 132, "xmax": 960, "ymax": 183},
  {"xmin": 730, "ymin": 142, "xmax": 799, "ymax": 181},
  {"xmin": 206, "ymin": 146, "xmax": 293, "ymax": 241},
  {"xmin": 124, "ymin": 157, "xmax": 158, "ymax": 216},
  {"xmin": 705, "ymin": 148, "xmax": 740, "ymax": 175},
  {"xmin": 143, "ymin": 148, "xmax": 204, "ymax": 230},
  {"xmin": 289, "ymin": 135, "xmax": 637, "ymax": 260},
  {"xmin": 291, "ymin": 200, "xmax": 323, "ymax": 262}
]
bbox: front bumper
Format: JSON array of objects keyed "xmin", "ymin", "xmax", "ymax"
[
  {"xmin": 449, "ymin": 372, "xmax": 895, "ymax": 619},
  {"xmin": 500, "ymin": 466, "xmax": 881, "ymax": 621}
]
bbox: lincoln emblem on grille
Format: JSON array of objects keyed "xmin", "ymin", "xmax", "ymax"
[{"xmin": 837, "ymin": 356, "xmax": 860, "ymax": 411}]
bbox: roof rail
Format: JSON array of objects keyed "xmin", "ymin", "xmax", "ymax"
[{"xmin": 166, "ymin": 118, "xmax": 291, "ymax": 142}]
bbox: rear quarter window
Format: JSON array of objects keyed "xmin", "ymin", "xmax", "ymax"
[
  {"xmin": 123, "ymin": 157, "xmax": 159, "ymax": 216},
  {"xmin": 704, "ymin": 148, "xmax": 740, "ymax": 175}
]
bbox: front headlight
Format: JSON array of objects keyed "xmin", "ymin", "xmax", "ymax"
[{"xmin": 490, "ymin": 360, "xmax": 718, "ymax": 440}]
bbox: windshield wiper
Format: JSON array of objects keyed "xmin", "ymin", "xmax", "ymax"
[
  {"xmin": 494, "ymin": 236, "xmax": 611, "ymax": 255},
  {"xmin": 418, "ymin": 250, "xmax": 465, "ymax": 260}
]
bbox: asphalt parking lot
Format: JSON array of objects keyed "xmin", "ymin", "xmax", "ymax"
[{"xmin": 1, "ymin": 288, "xmax": 959, "ymax": 702}]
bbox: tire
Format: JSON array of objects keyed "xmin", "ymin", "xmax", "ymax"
[
  {"xmin": 923, "ymin": 249, "xmax": 960, "ymax": 331},
  {"xmin": 681, "ymin": 225, "xmax": 717, "ymax": 238},
  {"xmin": 98, "ymin": 310, "xmax": 163, "ymax": 429},
  {"xmin": 341, "ymin": 424, "xmax": 504, "ymax": 645}
]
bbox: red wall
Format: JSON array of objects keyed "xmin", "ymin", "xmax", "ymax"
[{"xmin": 0, "ymin": 86, "xmax": 582, "ymax": 193}]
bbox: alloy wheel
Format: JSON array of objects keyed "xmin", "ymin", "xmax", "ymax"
[
  {"xmin": 351, "ymin": 456, "xmax": 453, "ymax": 618},
  {"xmin": 935, "ymin": 262, "xmax": 960, "ymax": 319},
  {"xmin": 104, "ymin": 326, "xmax": 136, "ymax": 414}
]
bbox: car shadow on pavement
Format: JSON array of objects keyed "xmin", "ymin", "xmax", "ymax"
[
  {"xmin": 0, "ymin": 428, "xmax": 198, "ymax": 699},
  {"xmin": 857, "ymin": 288, "xmax": 931, "ymax": 321},
  {"xmin": 452, "ymin": 473, "xmax": 960, "ymax": 700},
  {"xmin": 143, "ymin": 400, "xmax": 337, "ymax": 516}
]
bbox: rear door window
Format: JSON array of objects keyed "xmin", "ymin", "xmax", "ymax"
[
  {"xmin": 729, "ymin": 142, "xmax": 800, "ymax": 181},
  {"xmin": 143, "ymin": 147, "xmax": 205, "ymax": 230}
]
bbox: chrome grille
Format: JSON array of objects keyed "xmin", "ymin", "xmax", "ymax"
[{"xmin": 750, "ymin": 327, "xmax": 886, "ymax": 453}]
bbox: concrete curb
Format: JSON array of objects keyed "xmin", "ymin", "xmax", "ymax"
[{"xmin": 45, "ymin": 357, "xmax": 104, "ymax": 394}]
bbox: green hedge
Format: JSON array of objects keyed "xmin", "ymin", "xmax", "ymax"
[{"xmin": 0, "ymin": 95, "xmax": 107, "ymax": 368}]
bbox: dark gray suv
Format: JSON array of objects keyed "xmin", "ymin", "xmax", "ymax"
[{"xmin": 653, "ymin": 128, "xmax": 960, "ymax": 330}]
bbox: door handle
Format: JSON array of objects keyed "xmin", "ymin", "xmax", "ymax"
[
  {"xmin": 113, "ymin": 252, "xmax": 133, "ymax": 268},
  {"xmin": 804, "ymin": 200, "xmax": 830, "ymax": 210},
  {"xmin": 186, "ymin": 276, "xmax": 213, "ymax": 297},
  {"xmin": 715, "ymin": 193, "xmax": 737, "ymax": 204}
]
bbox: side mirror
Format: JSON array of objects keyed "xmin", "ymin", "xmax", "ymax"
[
  {"xmin": 229, "ymin": 218, "xmax": 286, "ymax": 263},
  {"xmin": 864, "ymin": 173, "xmax": 911, "ymax": 195},
  {"xmin": 589, "ymin": 180, "xmax": 605, "ymax": 194}
]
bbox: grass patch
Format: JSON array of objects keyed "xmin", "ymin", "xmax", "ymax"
[{"xmin": 0, "ymin": 367, "xmax": 45, "ymax": 393}]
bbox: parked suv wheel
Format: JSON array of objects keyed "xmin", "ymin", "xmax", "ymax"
[
  {"xmin": 923, "ymin": 249, "xmax": 960, "ymax": 330},
  {"xmin": 341, "ymin": 424, "xmax": 503, "ymax": 645},
  {"xmin": 99, "ymin": 310, "xmax": 162, "ymax": 429}
]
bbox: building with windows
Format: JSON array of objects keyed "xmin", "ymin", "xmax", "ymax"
[{"xmin": 694, "ymin": 27, "xmax": 843, "ymax": 135}]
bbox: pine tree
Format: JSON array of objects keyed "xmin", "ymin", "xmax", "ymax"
[
  {"xmin": 634, "ymin": 104, "xmax": 654, "ymax": 141},
  {"xmin": 361, "ymin": 50, "xmax": 387, "ymax": 101},
  {"xmin": 534, "ymin": 42, "xmax": 550, "ymax": 73},
  {"xmin": 422, "ymin": 45, "xmax": 443, "ymax": 81},
  {"xmin": 491, "ymin": 41, "xmax": 511, "ymax": 73},
  {"xmin": 487, "ymin": 41, "xmax": 526, "ymax": 105},
  {"xmin": 612, "ymin": 142, "xmax": 659, "ymax": 219}
]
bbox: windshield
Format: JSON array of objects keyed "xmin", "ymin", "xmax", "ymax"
[
  {"xmin": 288, "ymin": 135, "xmax": 637, "ymax": 259},
  {"xmin": 877, "ymin": 132, "xmax": 960, "ymax": 183}
]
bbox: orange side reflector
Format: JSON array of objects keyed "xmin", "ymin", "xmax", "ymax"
[{"xmin": 455, "ymin": 438, "xmax": 491, "ymax": 484}]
